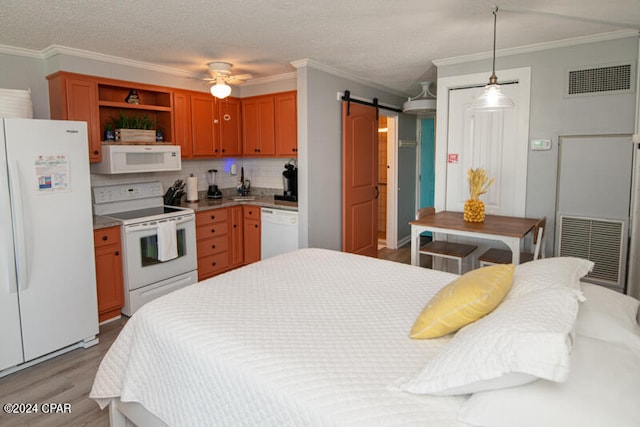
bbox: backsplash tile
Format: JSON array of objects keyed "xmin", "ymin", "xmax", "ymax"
[{"xmin": 90, "ymin": 157, "xmax": 297, "ymax": 195}]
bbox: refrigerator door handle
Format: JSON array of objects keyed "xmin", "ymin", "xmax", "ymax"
[{"xmin": 8, "ymin": 161, "xmax": 28, "ymax": 290}]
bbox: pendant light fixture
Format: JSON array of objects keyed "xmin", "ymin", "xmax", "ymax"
[{"xmin": 469, "ymin": 6, "xmax": 515, "ymax": 111}]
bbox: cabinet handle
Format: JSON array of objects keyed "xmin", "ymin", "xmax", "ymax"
[
  {"xmin": 254, "ymin": 224, "xmax": 258, "ymax": 228},
  {"xmin": 114, "ymin": 251, "xmax": 119, "ymax": 256},
  {"xmin": 211, "ymin": 215, "xmax": 216, "ymax": 220},
  {"xmin": 93, "ymin": 150, "xmax": 99, "ymax": 155},
  {"xmin": 233, "ymin": 224, "xmax": 237, "ymax": 228},
  {"xmin": 102, "ymin": 235, "xmax": 108, "ymax": 241},
  {"xmin": 210, "ymin": 229, "xmax": 216, "ymax": 233},
  {"xmin": 211, "ymin": 261, "xmax": 216, "ymax": 266},
  {"xmin": 221, "ymin": 149, "xmax": 225, "ymax": 153}
]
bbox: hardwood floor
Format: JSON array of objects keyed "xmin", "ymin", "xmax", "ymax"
[
  {"xmin": 0, "ymin": 243, "xmax": 426, "ymax": 427},
  {"xmin": 0, "ymin": 318, "xmax": 126, "ymax": 427}
]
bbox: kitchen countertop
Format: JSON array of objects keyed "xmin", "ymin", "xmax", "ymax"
[
  {"xmin": 179, "ymin": 191, "xmax": 298, "ymax": 212},
  {"xmin": 92, "ymin": 191, "xmax": 298, "ymax": 230},
  {"xmin": 93, "ymin": 215, "xmax": 123, "ymax": 230}
]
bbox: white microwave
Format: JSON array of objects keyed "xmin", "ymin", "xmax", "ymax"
[{"xmin": 92, "ymin": 145, "xmax": 181, "ymax": 174}]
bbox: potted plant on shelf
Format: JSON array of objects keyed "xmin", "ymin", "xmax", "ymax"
[{"xmin": 110, "ymin": 111, "xmax": 157, "ymax": 144}]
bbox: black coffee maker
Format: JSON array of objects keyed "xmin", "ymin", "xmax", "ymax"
[{"xmin": 275, "ymin": 161, "xmax": 297, "ymax": 202}]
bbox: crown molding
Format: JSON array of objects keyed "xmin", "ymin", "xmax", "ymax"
[
  {"xmin": 291, "ymin": 58, "xmax": 406, "ymax": 97},
  {"xmin": 241, "ymin": 71, "xmax": 296, "ymax": 86},
  {"xmin": 41, "ymin": 45, "xmax": 200, "ymax": 78},
  {"xmin": 0, "ymin": 44, "xmax": 42, "ymax": 59},
  {"xmin": 434, "ymin": 29, "xmax": 639, "ymax": 67}
]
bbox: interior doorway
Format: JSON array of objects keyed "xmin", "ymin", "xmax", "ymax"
[{"xmin": 377, "ymin": 113, "xmax": 398, "ymax": 249}]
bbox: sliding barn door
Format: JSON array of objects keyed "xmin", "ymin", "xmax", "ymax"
[{"xmin": 342, "ymin": 102, "xmax": 378, "ymax": 257}]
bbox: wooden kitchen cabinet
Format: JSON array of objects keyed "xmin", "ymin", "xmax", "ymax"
[
  {"xmin": 274, "ymin": 91, "xmax": 298, "ymax": 156},
  {"xmin": 218, "ymin": 97, "xmax": 243, "ymax": 156},
  {"xmin": 241, "ymin": 95, "xmax": 276, "ymax": 156},
  {"xmin": 93, "ymin": 226, "xmax": 124, "ymax": 322},
  {"xmin": 173, "ymin": 90, "xmax": 193, "ymax": 158},
  {"xmin": 242, "ymin": 91, "xmax": 297, "ymax": 157},
  {"xmin": 196, "ymin": 208, "xmax": 231, "ymax": 280},
  {"xmin": 229, "ymin": 206, "xmax": 244, "ymax": 268},
  {"xmin": 243, "ymin": 205, "xmax": 261, "ymax": 264},
  {"xmin": 189, "ymin": 93, "xmax": 242, "ymax": 158},
  {"xmin": 48, "ymin": 71, "xmax": 175, "ymax": 162},
  {"xmin": 48, "ymin": 72, "xmax": 102, "ymax": 162}
]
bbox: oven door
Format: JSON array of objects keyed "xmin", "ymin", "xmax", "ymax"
[{"xmin": 123, "ymin": 214, "xmax": 197, "ymax": 291}]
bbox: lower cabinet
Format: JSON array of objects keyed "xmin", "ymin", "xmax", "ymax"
[
  {"xmin": 93, "ymin": 226, "xmax": 124, "ymax": 323},
  {"xmin": 196, "ymin": 205, "xmax": 261, "ymax": 280},
  {"xmin": 196, "ymin": 208, "xmax": 231, "ymax": 281},
  {"xmin": 243, "ymin": 205, "xmax": 261, "ymax": 264}
]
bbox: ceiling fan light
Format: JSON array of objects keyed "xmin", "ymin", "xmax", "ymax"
[
  {"xmin": 210, "ymin": 82, "xmax": 231, "ymax": 99},
  {"xmin": 469, "ymin": 83, "xmax": 515, "ymax": 111}
]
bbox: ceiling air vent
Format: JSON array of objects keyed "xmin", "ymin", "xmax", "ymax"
[{"xmin": 567, "ymin": 64, "xmax": 632, "ymax": 97}]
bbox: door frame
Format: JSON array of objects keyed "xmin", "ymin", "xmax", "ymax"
[
  {"xmin": 382, "ymin": 112, "xmax": 399, "ymax": 249},
  {"xmin": 434, "ymin": 67, "xmax": 532, "ymax": 211}
]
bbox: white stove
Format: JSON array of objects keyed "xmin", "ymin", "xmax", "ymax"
[{"xmin": 93, "ymin": 182, "xmax": 198, "ymax": 316}]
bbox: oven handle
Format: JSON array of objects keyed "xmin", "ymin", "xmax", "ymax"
[{"xmin": 124, "ymin": 215, "xmax": 194, "ymax": 233}]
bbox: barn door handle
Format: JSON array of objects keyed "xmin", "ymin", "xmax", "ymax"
[{"xmin": 374, "ymin": 186, "xmax": 379, "ymax": 199}]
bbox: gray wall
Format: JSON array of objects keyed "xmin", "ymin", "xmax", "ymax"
[
  {"xmin": 295, "ymin": 63, "xmax": 410, "ymax": 250},
  {"xmin": 437, "ymin": 35, "xmax": 639, "ymax": 253}
]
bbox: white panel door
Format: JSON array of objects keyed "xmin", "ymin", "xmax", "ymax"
[
  {"xmin": 445, "ymin": 84, "xmax": 527, "ymax": 216},
  {"xmin": 0, "ymin": 120, "xmax": 25, "ymax": 371}
]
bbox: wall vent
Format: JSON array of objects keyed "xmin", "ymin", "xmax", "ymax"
[
  {"xmin": 567, "ymin": 64, "xmax": 632, "ymax": 96},
  {"xmin": 557, "ymin": 215, "xmax": 627, "ymax": 290}
]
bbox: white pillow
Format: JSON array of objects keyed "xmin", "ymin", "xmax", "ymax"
[
  {"xmin": 399, "ymin": 286, "xmax": 580, "ymax": 395},
  {"xmin": 458, "ymin": 335, "xmax": 640, "ymax": 427},
  {"xmin": 577, "ymin": 282, "xmax": 640, "ymax": 353},
  {"xmin": 509, "ymin": 256, "xmax": 594, "ymax": 297}
]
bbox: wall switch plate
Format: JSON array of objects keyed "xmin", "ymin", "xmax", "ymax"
[{"xmin": 531, "ymin": 139, "xmax": 552, "ymax": 151}]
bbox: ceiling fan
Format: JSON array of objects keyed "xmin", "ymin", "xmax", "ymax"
[{"xmin": 204, "ymin": 62, "xmax": 253, "ymax": 99}]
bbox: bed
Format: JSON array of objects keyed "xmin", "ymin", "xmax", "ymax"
[{"xmin": 90, "ymin": 248, "xmax": 640, "ymax": 427}]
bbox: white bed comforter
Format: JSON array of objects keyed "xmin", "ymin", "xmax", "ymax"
[{"xmin": 90, "ymin": 248, "xmax": 469, "ymax": 427}]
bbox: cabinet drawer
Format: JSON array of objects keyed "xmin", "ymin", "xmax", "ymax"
[
  {"xmin": 196, "ymin": 222, "xmax": 229, "ymax": 238},
  {"xmin": 198, "ymin": 252, "xmax": 230, "ymax": 278},
  {"xmin": 93, "ymin": 226, "xmax": 121, "ymax": 248},
  {"xmin": 197, "ymin": 235, "xmax": 228, "ymax": 257},
  {"xmin": 243, "ymin": 205, "xmax": 261, "ymax": 220},
  {"xmin": 196, "ymin": 208, "xmax": 228, "ymax": 226}
]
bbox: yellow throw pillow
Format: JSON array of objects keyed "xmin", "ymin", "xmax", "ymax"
[{"xmin": 410, "ymin": 264, "xmax": 515, "ymax": 339}]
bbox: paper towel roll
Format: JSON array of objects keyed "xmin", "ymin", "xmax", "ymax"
[{"xmin": 186, "ymin": 175, "xmax": 198, "ymax": 202}]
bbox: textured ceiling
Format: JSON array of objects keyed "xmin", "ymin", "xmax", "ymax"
[{"xmin": 1, "ymin": 0, "xmax": 639, "ymax": 95}]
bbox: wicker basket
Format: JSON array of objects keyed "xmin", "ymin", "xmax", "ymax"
[{"xmin": 115, "ymin": 129, "xmax": 156, "ymax": 143}]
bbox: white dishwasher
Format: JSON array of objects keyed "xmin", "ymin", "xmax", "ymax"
[{"xmin": 261, "ymin": 208, "xmax": 299, "ymax": 259}]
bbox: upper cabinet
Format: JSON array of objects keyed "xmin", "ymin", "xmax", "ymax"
[
  {"xmin": 48, "ymin": 73, "xmax": 102, "ymax": 162},
  {"xmin": 186, "ymin": 93, "xmax": 242, "ymax": 158},
  {"xmin": 242, "ymin": 95, "xmax": 275, "ymax": 156},
  {"xmin": 47, "ymin": 71, "xmax": 296, "ymax": 161},
  {"xmin": 242, "ymin": 91, "xmax": 297, "ymax": 158},
  {"xmin": 275, "ymin": 91, "xmax": 298, "ymax": 156},
  {"xmin": 48, "ymin": 72, "xmax": 174, "ymax": 163}
]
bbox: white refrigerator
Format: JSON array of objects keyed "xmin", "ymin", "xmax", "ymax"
[{"xmin": 0, "ymin": 118, "xmax": 99, "ymax": 374}]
